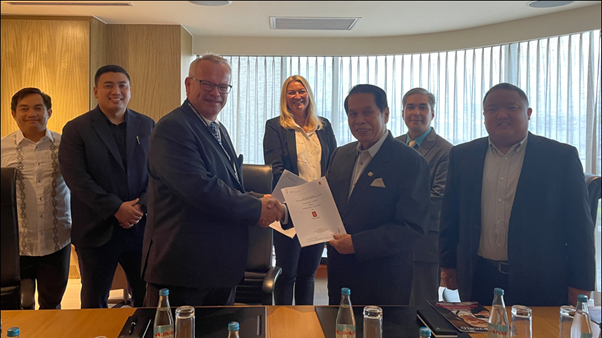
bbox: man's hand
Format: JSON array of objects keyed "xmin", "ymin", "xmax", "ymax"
[
  {"xmin": 440, "ymin": 268, "xmax": 458, "ymax": 290},
  {"xmin": 115, "ymin": 198, "xmax": 143, "ymax": 229},
  {"xmin": 329, "ymin": 234, "xmax": 354, "ymax": 254},
  {"xmin": 568, "ymin": 287, "xmax": 591, "ymax": 306},
  {"xmin": 258, "ymin": 196, "xmax": 283, "ymax": 227}
]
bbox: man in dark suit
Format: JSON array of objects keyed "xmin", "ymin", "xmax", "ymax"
[
  {"xmin": 439, "ymin": 83, "xmax": 595, "ymax": 306},
  {"xmin": 142, "ymin": 54, "xmax": 283, "ymax": 307},
  {"xmin": 396, "ymin": 88, "xmax": 453, "ymax": 305},
  {"xmin": 59, "ymin": 65, "xmax": 155, "ymax": 308},
  {"xmin": 326, "ymin": 84, "xmax": 431, "ymax": 306}
]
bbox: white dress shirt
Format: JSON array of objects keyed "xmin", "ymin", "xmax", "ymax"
[
  {"xmin": 478, "ymin": 135, "xmax": 528, "ymax": 261},
  {"xmin": 293, "ymin": 123, "xmax": 322, "ymax": 182},
  {"xmin": 1, "ymin": 129, "xmax": 71, "ymax": 256},
  {"xmin": 349, "ymin": 131, "xmax": 389, "ymax": 198}
]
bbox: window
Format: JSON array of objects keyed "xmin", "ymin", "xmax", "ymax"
[{"xmin": 220, "ymin": 29, "xmax": 601, "ymax": 291}]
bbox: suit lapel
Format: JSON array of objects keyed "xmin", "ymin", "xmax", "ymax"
[
  {"xmin": 343, "ymin": 135, "xmax": 392, "ymax": 219},
  {"xmin": 417, "ymin": 128, "xmax": 437, "ymax": 157},
  {"xmin": 90, "ymin": 107, "xmax": 124, "ymax": 170},
  {"xmin": 218, "ymin": 123, "xmax": 242, "ymax": 189},
  {"xmin": 469, "ymin": 138, "xmax": 488, "ymax": 246},
  {"xmin": 333, "ymin": 146, "xmax": 357, "ymax": 215},
  {"xmin": 125, "ymin": 109, "xmax": 140, "ymax": 170},
  {"xmin": 316, "ymin": 128, "xmax": 329, "ymax": 173},
  {"xmin": 286, "ymin": 129, "xmax": 299, "ymax": 174},
  {"xmin": 511, "ymin": 133, "xmax": 540, "ymax": 219}
]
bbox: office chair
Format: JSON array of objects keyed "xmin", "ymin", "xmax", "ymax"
[
  {"xmin": 1, "ymin": 168, "xmax": 23, "ymax": 309},
  {"xmin": 584, "ymin": 173, "xmax": 601, "ymax": 224},
  {"xmin": 234, "ymin": 164, "xmax": 282, "ymax": 305}
]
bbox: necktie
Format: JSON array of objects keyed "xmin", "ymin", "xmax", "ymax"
[
  {"xmin": 408, "ymin": 140, "xmax": 418, "ymax": 149},
  {"xmin": 210, "ymin": 122, "xmax": 222, "ymax": 146}
]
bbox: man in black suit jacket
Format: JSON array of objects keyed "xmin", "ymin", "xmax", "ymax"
[
  {"xmin": 59, "ymin": 65, "xmax": 155, "ymax": 308},
  {"xmin": 439, "ymin": 83, "xmax": 595, "ymax": 306},
  {"xmin": 326, "ymin": 84, "xmax": 431, "ymax": 306},
  {"xmin": 142, "ymin": 54, "xmax": 283, "ymax": 307},
  {"xmin": 396, "ymin": 88, "xmax": 453, "ymax": 305}
]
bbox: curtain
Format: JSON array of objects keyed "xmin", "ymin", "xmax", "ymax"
[{"xmin": 221, "ymin": 29, "xmax": 601, "ymax": 291}]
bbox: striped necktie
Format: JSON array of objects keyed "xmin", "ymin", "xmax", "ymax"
[{"xmin": 210, "ymin": 122, "xmax": 222, "ymax": 146}]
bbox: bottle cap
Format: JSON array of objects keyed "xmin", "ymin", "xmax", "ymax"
[
  {"xmin": 494, "ymin": 288, "xmax": 504, "ymax": 296},
  {"xmin": 7, "ymin": 327, "xmax": 19, "ymax": 337},
  {"xmin": 419, "ymin": 327, "xmax": 432, "ymax": 337},
  {"xmin": 159, "ymin": 288, "xmax": 169, "ymax": 296},
  {"xmin": 577, "ymin": 294, "xmax": 589, "ymax": 303},
  {"xmin": 341, "ymin": 287, "xmax": 351, "ymax": 295},
  {"xmin": 228, "ymin": 321, "xmax": 239, "ymax": 331}
]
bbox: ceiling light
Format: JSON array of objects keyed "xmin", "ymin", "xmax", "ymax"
[
  {"xmin": 190, "ymin": 1, "xmax": 232, "ymax": 6},
  {"xmin": 527, "ymin": 1, "xmax": 573, "ymax": 8},
  {"xmin": 5, "ymin": 1, "xmax": 133, "ymax": 6},
  {"xmin": 270, "ymin": 17, "xmax": 361, "ymax": 31}
]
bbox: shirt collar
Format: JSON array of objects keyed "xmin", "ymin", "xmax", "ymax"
[
  {"xmin": 16, "ymin": 128, "xmax": 53, "ymax": 145},
  {"xmin": 187, "ymin": 100, "xmax": 219, "ymax": 126},
  {"xmin": 99, "ymin": 107, "xmax": 128, "ymax": 125},
  {"xmin": 357, "ymin": 130, "xmax": 389, "ymax": 158},
  {"xmin": 406, "ymin": 127, "xmax": 431, "ymax": 147},
  {"xmin": 487, "ymin": 134, "xmax": 529, "ymax": 155}
]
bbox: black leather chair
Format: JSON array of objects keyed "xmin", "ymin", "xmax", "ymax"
[
  {"xmin": 1, "ymin": 168, "xmax": 22, "ymax": 310},
  {"xmin": 234, "ymin": 164, "xmax": 282, "ymax": 305},
  {"xmin": 584, "ymin": 173, "xmax": 601, "ymax": 224}
]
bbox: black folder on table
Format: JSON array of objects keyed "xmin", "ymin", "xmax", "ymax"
[
  {"xmin": 117, "ymin": 307, "xmax": 266, "ymax": 338},
  {"xmin": 416, "ymin": 305, "xmax": 463, "ymax": 338}
]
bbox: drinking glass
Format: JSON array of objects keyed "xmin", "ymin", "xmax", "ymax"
[
  {"xmin": 510, "ymin": 305, "xmax": 532, "ymax": 338},
  {"xmin": 559, "ymin": 305, "xmax": 575, "ymax": 338},
  {"xmin": 175, "ymin": 305, "xmax": 195, "ymax": 338},
  {"xmin": 363, "ymin": 306, "xmax": 383, "ymax": 338}
]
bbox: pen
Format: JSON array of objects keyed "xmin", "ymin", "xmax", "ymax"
[
  {"xmin": 141, "ymin": 318, "xmax": 152, "ymax": 338},
  {"xmin": 136, "ymin": 136, "xmax": 140, "ymax": 144},
  {"xmin": 128, "ymin": 317, "xmax": 137, "ymax": 335}
]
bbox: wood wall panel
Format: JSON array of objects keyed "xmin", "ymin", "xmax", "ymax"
[
  {"xmin": 106, "ymin": 25, "xmax": 181, "ymax": 123},
  {"xmin": 1, "ymin": 18, "xmax": 90, "ymax": 138},
  {"xmin": 89, "ymin": 18, "xmax": 106, "ymax": 110},
  {"xmin": 181, "ymin": 26, "xmax": 194, "ymax": 104}
]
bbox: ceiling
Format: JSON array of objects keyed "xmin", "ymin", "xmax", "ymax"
[{"xmin": 1, "ymin": 1, "xmax": 600, "ymax": 38}]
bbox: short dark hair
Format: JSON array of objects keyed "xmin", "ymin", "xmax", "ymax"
[
  {"xmin": 483, "ymin": 83, "xmax": 529, "ymax": 106},
  {"xmin": 402, "ymin": 87, "xmax": 436, "ymax": 110},
  {"xmin": 11, "ymin": 87, "xmax": 52, "ymax": 111},
  {"xmin": 94, "ymin": 65, "xmax": 131, "ymax": 86},
  {"xmin": 344, "ymin": 84, "xmax": 388, "ymax": 114}
]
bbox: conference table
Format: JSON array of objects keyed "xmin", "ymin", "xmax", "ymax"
[{"xmin": 0, "ymin": 306, "xmax": 600, "ymax": 337}]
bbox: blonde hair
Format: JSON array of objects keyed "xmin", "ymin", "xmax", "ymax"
[{"xmin": 279, "ymin": 75, "xmax": 322, "ymax": 131}]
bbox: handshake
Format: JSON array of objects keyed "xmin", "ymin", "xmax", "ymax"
[{"xmin": 258, "ymin": 195, "xmax": 285, "ymax": 228}]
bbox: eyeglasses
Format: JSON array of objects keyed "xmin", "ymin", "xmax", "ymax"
[{"xmin": 191, "ymin": 78, "xmax": 232, "ymax": 94}]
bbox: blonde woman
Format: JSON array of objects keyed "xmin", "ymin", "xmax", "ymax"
[{"xmin": 263, "ymin": 75, "xmax": 337, "ymax": 305}]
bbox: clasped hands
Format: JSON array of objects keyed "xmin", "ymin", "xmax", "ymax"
[
  {"xmin": 258, "ymin": 195, "xmax": 285, "ymax": 228},
  {"xmin": 115, "ymin": 198, "xmax": 144, "ymax": 229}
]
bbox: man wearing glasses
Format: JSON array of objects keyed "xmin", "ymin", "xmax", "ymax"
[{"xmin": 142, "ymin": 54, "xmax": 284, "ymax": 306}]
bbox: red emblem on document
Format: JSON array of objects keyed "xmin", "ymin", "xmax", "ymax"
[{"xmin": 312, "ymin": 211, "xmax": 317, "ymax": 217}]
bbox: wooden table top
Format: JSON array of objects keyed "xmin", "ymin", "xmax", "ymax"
[{"xmin": 1, "ymin": 306, "xmax": 599, "ymax": 338}]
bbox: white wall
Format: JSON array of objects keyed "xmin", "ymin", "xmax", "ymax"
[{"xmin": 194, "ymin": 4, "xmax": 601, "ymax": 56}]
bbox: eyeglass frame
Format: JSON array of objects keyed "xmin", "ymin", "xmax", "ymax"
[{"xmin": 190, "ymin": 78, "xmax": 232, "ymax": 94}]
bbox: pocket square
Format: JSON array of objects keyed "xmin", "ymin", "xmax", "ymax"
[{"xmin": 370, "ymin": 178, "xmax": 386, "ymax": 188}]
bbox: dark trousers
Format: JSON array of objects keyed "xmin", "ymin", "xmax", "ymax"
[
  {"xmin": 20, "ymin": 244, "xmax": 71, "ymax": 309},
  {"xmin": 471, "ymin": 256, "xmax": 510, "ymax": 305},
  {"xmin": 75, "ymin": 237, "xmax": 146, "ymax": 308},
  {"xmin": 410, "ymin": 261, "xmax": 439, "ymax": 306},
  {"xmin": 273, "ymin": 232, "xmax": 323, "ymax": 305},
  {"xmin": 145, "ymin": 282, "xmax": 235, "ymax": 307}
]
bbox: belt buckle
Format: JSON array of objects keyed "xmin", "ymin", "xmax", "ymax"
[{"xmin": 498, "ymin": 261, "xmax": 509, "ymax": 275}]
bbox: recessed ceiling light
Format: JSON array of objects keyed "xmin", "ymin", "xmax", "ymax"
[
  {"xmin": 527, "ymin": 1, "xmax": 573, "ymax": 8},
  {"xmin": 190, "ymin": 1, "xmax": 232, "ymax": 6}
]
